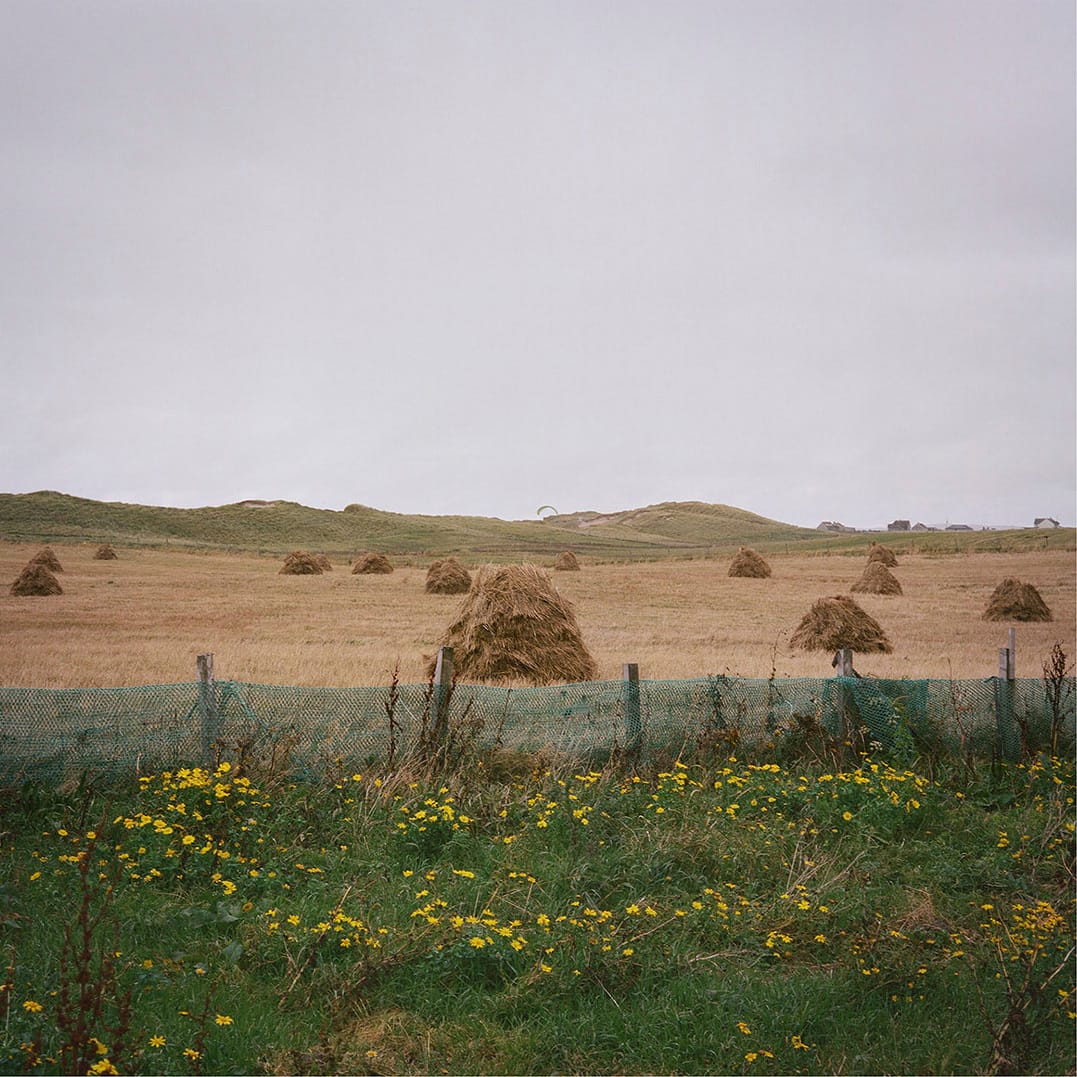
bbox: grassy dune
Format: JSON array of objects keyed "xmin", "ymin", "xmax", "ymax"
[{"xmin": 1, "ymin": 491, "xmax": 1072, "ymax": 559}]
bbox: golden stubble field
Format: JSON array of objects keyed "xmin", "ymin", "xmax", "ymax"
[{"xmin": 1, "ymin": 543, "xmax": 1074, "ymax": 688}]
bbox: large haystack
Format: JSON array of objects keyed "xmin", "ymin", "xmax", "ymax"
[
  {"xmin": 425, "ymin": 557, "xmax": 472, "ymax": 595},
  {"xmin": 851, "ymin": 561, "xmax": 903, "ymax": 596},
  {"xmin": 29, "ymin": 546, "xmax": 63, "ymax": 572},
  {"xmin": 280, "ymin": 550, "xmax": 323, "ymax": 575},
  {"xmin": 790, "ymin": 595, "xmax": 893, "ymax": 653},
  {"xmin": 553, "ymin": 551, "xmax": 580, "ymax": 572},
  {"xmin": 315, "ymin": 555, "xmax": 333, "ymax": 572},
  {"xmin": 866, "ymin": 542, "xmax": 898, "ymax": 567},
  {"xmin": 11, "ymin": 564, "xmax": 63, "ymax": 596},
  {"xmin": 982, "ymin": 578, "xmax": 1052, "ymax": 622},
  {"xmin": 93, "ymin": 544, "xmax": 118, "ymax": 561},
  {"xmin": 728, "ymin": 546, "xmax": 772, "ymax": 578},
  {"xmin": 352, "ymin": 552, "xmax": 394, "ymax": 575},
  {"xmin": 426, "ymin": 563, "xmax": 597, "ymax": 685}
]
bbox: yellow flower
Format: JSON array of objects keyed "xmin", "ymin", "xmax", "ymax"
[
  {"xmin": 87, "ymin": 1060, "xmax": 118, "ymax": 1075},
  {"xmin": 842, "ymin": 811, "xmax": 853, "ymax": 821},
  {"xmin": 22, "ymin": 1000, "xmax": 42, "ymax": 1013},
  {"xmin": 737, "ymin": 1021, "xmax": 751, "ymax": 1035},
  {"xmin": 149, "ymin": 1036, "xmax": 166, "ymax": 1048},
  {"xmin": 183, "ymin": 1048, "xmax": 201, "ymax": 1060},
  {"xmin": 215, "ymin": 1014, "xmax": 233, "ymax": 1026}
]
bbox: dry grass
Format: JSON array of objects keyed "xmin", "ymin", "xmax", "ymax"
[{"xmin": 1, "ymin": 542, "xmax": 1073, "ymax": 687}]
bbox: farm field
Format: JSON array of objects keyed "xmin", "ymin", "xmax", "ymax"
[{"xmin": 1, "ymin": 542, "xmax": 1073, "ymax": 688}]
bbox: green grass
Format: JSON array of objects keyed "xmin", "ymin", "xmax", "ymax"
[
  {"xmin": 0, "ymin": 490, "xmax": 1072, "ymax": 559},
  {"xmin": 0, "ymin": 744, "xmax": 1073, "ymax": 1075}
]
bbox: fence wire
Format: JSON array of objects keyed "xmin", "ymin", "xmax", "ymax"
[{"xmin": 1, "ymin": 674, "xmax": 1073, "ymax": 787}]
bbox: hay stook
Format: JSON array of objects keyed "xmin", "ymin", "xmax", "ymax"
[
  {"xmin": 280, "ymin": 551, "xmax": 323, "ymax": 575},
  {"xmin": 352, "ymin": 552, "xmax": 394, "ymax": 574},
  {"xmin": 29, "ymin": 547, "xmax": 63, "ymax": 572},
  {"xmin": 790, "ymin": 595, "xmax": 893, "ymax": 653},
  {"xmin": 728, "ymin": 546, "xmax": 772, "ymax": 578},
  {"xmin": 315, "ymin": 555, "xmax": 333, "ymax": 572},
  {"xmin": 867, "ymin": 542, "xmax": 898, "ymax": 567},
  {"xmin": 426, "ymin": 563, "xmax": 597, "ymax": 685},
  {"xmin": 93, "ymin": 544, "xmax": 118, "ymax": 561},
  {"xmin": 851, "ymin": 562, "xmax": 902, "ymax": 596},
  {"xmin": 982, "ymin": 578, "xmax": 1052, "ymax": 622},
  {"xmin": 11, "ymin": 563, "xmax": 63, "ymax": 596},
  {"xmin": 553, "ymin": 551, "xmax": 581, "ymax": 571},
  {"xmin": 425, "ymin": 557, "xmax": 472, "ymax": 595}
]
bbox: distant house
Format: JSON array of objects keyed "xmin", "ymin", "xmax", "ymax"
[
  {"xmin": 911, "ymin": 522, "xmax": 933, "ymax": 532},
  {"xmin": 817, "ymin": 521, "xmax": 854, "ymax": 533},
  {"xmin": 1034, "ymin": 517, "xmax": 1060, "ymax": 529},
  {"xmin": 946, "ymin": 524, "xmax": 973, "ymax": 531},
  {"xmin": 887, "ymin": 520, "xmax": 910, "ymax": 532}
]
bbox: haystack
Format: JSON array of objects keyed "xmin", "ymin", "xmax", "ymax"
[
  {"xmin": 93, "ymin": 544, "xmax": 118, "ymax": 560},
  {"xmin": 866, "ymin": 542, "xmax": 898, "ymax": 567},
  {"xmin": 790, "ymin": 595, "xmax": 893, "ymax": 653},
  {"xmin": 280, "ymin": 550, "xmax": 322, "ymax": 575},
  {"xmin": 426, "ymin": 563, "xmax": 597, "ymax": 684},
  {"xmin": 11, "ymin": 564, "xmax": 63, "ymax": 596},
  {"xmin": 29, "ymin": 546, "xmax": 63, "ymax": 572},
  {"xmin": 352, "ymin": 552, "xmax": 393, "ymax": 575},
  {"xmin": 982, "ymin": 578, "xmax": 1052, "ymax": 622},
  {"xmin": 728, "ymin": 546, "xmax": 772, "ymax": 578},
  {"xmin": 851, "ymin": 561, "xmax": 902, "ymax": 596},
  {"xmin": 553, "ymin": 551, "xmax": 580, "ymax": 571},
  {"xmin": 315, "ymin": 555, "xmax": 333, "ymax": 572},
  {"xmin": 425, "ymin": 557, "xmax": 472, "ymax": 595}
]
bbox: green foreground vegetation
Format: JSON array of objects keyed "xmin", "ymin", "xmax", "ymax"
[
  {"xmin": 1, "ymin": 490, "xmax": 1072, "ymax": 559},
  {"xmin": 0, "ymin": 738, "xmax": 1073, "ymax": 1076}
]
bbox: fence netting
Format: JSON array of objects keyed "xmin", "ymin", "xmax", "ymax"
[{"xmin": 0, "ymin": 675, "xmax": 1072, "ymax": 786}]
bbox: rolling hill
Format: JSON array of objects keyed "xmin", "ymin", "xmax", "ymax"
[{"xmin": 0, "ymin": 491, "xmax": 1070, "ymax": 560}]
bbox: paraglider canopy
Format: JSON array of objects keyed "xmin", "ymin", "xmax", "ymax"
[{"xmin": 536, "ymin": 505, "xmax": 558, "ymax": 518}]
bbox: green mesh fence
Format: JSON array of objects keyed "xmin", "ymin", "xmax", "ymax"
[{"xmin": 0, "ymin": 675, "xmax": 1073, "ymax": 786}]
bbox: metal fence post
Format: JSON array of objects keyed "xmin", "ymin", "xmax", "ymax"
[
  {"xmin": 995, "ymin": 631, "xmax": 1018, "ymax": 761},
  {"xmin": 623, "ymin": 663, "xmax": 641, "ymax": 753},
  {"xmin": 196, "ymin": 653, "xmax": 218, "ymax": 766}
]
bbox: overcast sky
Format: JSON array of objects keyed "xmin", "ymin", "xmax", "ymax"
[{"xmin": 2, "ymin": 1, "xmax": 1074, "ymax": 530}]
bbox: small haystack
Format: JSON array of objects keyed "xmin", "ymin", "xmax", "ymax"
[
  {"xmin": 280, "ymin": 551, "xmax": 323, "ymax": 575},
  {"xmin": 553, "ymin": 551, "xmax": 581, "ymax": 572},
  {"xmin": 315, "ymin": 555, "xmax": 333, "ymax": 572},
  {"xmin": 426, "ymin": 563, "xmax": 597, "ymax": 684},
  {"xmin": 29, "ymin": 546, "xmax": 63, "ymax": 572},
  {"xmin": 790, "ymin": 595, "xmax": 893, "ymax": 653},
  {"xmin": 851, "ymin": 561, "xmax": 903, "ymax": 596},
  {"xmin": 728, "ymin": 546, "xmax": 772, "ymax": 578},
  {"xmin": 93, "ymin": 544, "xmax": 118, "ymax": 561},
  {"xmin": 982, "ymin": 578, "xmax": 1052, "ymax": 622},
  {"xmin": 425, "ymin": 557, "xmax": 472, "ymax": 595},
  {"xmin": 352, "ymin": 552, "xmax": 394, "ymax": 575},
  {"xmin": 11, "ymin": 564, "xmax": 63, "ymax": 596},
  {"xmin": 866, "ymin": 542, "xmax": 898, "ymax": 567}
]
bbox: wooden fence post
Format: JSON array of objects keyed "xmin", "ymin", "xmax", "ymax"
[
  {"xmin": 196, "ymin": 653, "xmax": 218, "ymax": 765},
  {"xmin": 432, "ymin": 646, "xmax": 453, "ymax": 745},
  {"xmin": 623, "ymin": 663, "xmax": 641, "ymax": 753},
  {"xmin": 834, "ymin": 648, "xmax": 855, "ymax": 741},
  {"xmin": 995, "ymin": 630, "xmax": 1018, "ymax": 760}
]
